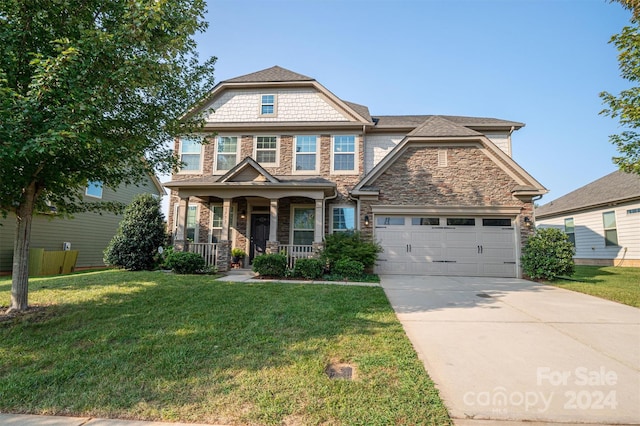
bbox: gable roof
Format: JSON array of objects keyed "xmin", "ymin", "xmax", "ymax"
[
  {"xmin": 372, "ymin": 115, "xmax": 524, "ymax": 130},
  {"xmin": 536, "ymin": 170, "xmax": 640, "ymax": 218},
  {"xmin": 223, "ymin": 66, "xmax": 314, "ymax": 83},
  {"xmin": 408, "ymin": 116, "xmax": 483, "ymax": 137},
  {"xmin": 218, "ymin": 157, "xmax": 279, "ymax": 183}
]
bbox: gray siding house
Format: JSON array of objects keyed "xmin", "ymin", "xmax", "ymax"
[
  {"xmin": 536, "ymin": 171, "xmax": 640, "ymax": 267},
  {"xmin": 0, "ymin": 175, "xmax": 164, "ymax": 273},
  {"xmin": 165, "ymin": 66, "xmax": 547, "ymax": 277}
]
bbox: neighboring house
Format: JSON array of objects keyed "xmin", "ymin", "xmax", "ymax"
[
  {"xmin": 536, "ymin": 170, "xmax": 640, "ymax": 267},
  {"xmin": 164, "ymin": 66, "xmax": 547, "ymax": 277},
  {"xmin": 0, "ymin": 175, "xmax": 165, "ymax": 273}
]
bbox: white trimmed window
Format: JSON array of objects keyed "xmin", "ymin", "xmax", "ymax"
[
  {"xmin": 332, "ymin": 135, "xmax": 356, "ymax": 173},
  {"xmin": 255, "ymin": 136, "xmax": 278, "ymax": 165},
  {"xmin": 215, "ymin": 136, "xmax": 239, "ymax": 172},
  {"xmin": 260, "ymin": 94, "xmax": 276, "ymax": 116},
  {"xmin": 291, "ymin": 205, "xmax": 315, "ymax": 245},
  {"xmin": 85, "ymin": 181, "xmax": 103, "ymax": 198},
  {"xmin": 174, "ymin": 204, "xmax": 198, "ymax": 242},
  {"xmin": 179, "ymin": 138, "xmax": 202, "ymax": 172},
  {"xmin": 210, "ymin": 203, "xmax": 236, "ymax": 243},
  {"xmin": 602, "ymin": 211, "xmax": 618, "ymax": 246},
  {"xmin": 294, "ymin": 135, "xmax": 318, "ymax": 173},
  {"xmin": 564, "ymin": 218, "xmax": 576, "ymax": 246},
  {"xmin": 331, "ymin": 206, "xmax": 356, "ymax": 232}
]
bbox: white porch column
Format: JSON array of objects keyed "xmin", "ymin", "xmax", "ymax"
[
  {"xmin": 175, "ymin": 197, "xmax": 189, "ymax": 241},
  {"xmin": 269, "ymin": 199, "xmax": 278, "ymax": 241},
  {"xmin": 222, "ymin": 198, "xmax": 231, "ymax": 240},
  {"xmin": 314, "ymin": 199, "xmax": 323, "ymax": 243}
]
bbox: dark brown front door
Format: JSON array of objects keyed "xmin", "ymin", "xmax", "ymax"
[{"xmin": 250, "ymin": 213, "xmax": 270, "ymax": 262}]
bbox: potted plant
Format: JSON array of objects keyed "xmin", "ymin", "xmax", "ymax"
[{"xmin": 231, "ymin": 247, "xmax": 247, "ymax": 268}]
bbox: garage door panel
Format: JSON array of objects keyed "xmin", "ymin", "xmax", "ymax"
[{"xmin": 375, "ymin": 215, "xmax": 517, "ymax": 278}]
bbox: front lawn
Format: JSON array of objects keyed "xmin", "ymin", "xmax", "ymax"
[
  {"xmin": 0, "ymin": 270, "xmax": 450, "ymax": 425},
  {"xmin": 552, "ymin": 265, "xmax": 640, "ymax": 307}
]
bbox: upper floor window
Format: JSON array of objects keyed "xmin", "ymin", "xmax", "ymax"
[
  {"xmin": 294, "ymin": 135, "xmax": 318, "ymax": 173},
  {"xmin": 255, "ymin": 136, "xmax": 278, "ymax": 165},
  {"xmin": 602, "ymin": 211, "xmax": 618, "ymax": 246},
  {"xmin": 86, "ymin": 181, "xmax": 103, "ymax": 198},
  {"xmin": 216, "ymin": 136, "xmax": 239, "ymax": 172},
  {"xmin": 179, "ymin": 138, "xmax": 202, "ymax": 172},
  {"xmin": 260, "ymin": 94, "xmax": 276, "ymax": 115},
  {"xmin": 332, "ymin": 206, "xmax": 355, "ymax": 232},
  {"xmin": 332, "ymin": 135, "xmax": 356, "ymax": 173},
  {"xmin": 564, "ymin": 218, "xmax": 576, "ymax": 246}
]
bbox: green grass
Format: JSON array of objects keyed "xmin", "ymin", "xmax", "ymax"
[
  {"xmin": 0, "ymin": 270, "xmax": 450, "ymax": 425},
  {"xmin": 552, "ymin": 266, "xmax": 640, "ymax": 307}
]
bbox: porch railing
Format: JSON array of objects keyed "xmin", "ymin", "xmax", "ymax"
[
  {"xmin": 279, "ymin": 244, "xmax": 314, "ymax": 268},
  {"xmin": 187, "ymin": 243, "xmax": 218, "ymax": 267}
]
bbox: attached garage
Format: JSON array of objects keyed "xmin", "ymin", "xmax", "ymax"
[{"xmin": 374, "ymin": 214, "xmax": 519, "ymax": 277}]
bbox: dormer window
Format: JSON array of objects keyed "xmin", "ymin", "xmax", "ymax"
[{"xmin": 260, "ymin": 94, "xmax": 276, "ymax": 116}]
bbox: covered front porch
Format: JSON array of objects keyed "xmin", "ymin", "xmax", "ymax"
[{"xmin": 164, "ymin": 166, "xmax": 338, "ymax": 271}]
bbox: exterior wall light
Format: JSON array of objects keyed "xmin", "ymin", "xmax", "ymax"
[{"xmin": 364, "ymin": 215, "xmax": 370, "ymax": 226}]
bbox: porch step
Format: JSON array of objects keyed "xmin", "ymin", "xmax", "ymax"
[{"xmin": 225, "ymin": 268, "xmax": 255, "ymax": 276}]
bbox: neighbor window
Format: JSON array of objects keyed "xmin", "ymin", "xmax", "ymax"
[
  {"xmin": 564, "ymin": 218, "xmax": 576, "ymax": 246},
  {"xmin": 376, "ymin": 216, "xmax": 405, "ymax": 226},
  {"xmin": 482, "ymin": 218, "xmax": 512, "ymax": 227},
  {"xmin": 260, "ymin": 94, "xmax": 276, "ymax": 115},
  {"xmin": 412, "ymin": 217, "xmax": 440, "ymax": 226},
  {"xmin": 292, "ymin": 206, "xmax": 315, "ymax": 245},
  {"xmin": 216, "ymin": 136, "xmax": 238, "ymax": 171},
  {"xmin": 332, "ymin": 135, "xmax": 356, "ymax": 172},
  {"xmin": 447, "ymin": 218, "xmax": 476, "ymax": 226},
  {"xmin": 602, "ymin": 211, "xmax": 618, "ymax": 246},
  {"xmin": 332, "ymin": 206, "xmax": 355, "ymax": 232},
  {"xmin": 85, "ymin": 181, "xmax": 103, "ymax": 198},
  {"xmin": 179, "ymin": 138, "xmax": 202, "ymax": 172},
  {"xmin": 294, "ymin": 135, "xmax": 317, "ymax": 172},
  {"xmin": 255, "ymin": 136, "xmax": 278, "ymax": 164}
]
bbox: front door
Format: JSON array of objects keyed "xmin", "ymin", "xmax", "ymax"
[{"xmin": 250, "ymin": 213, "xmax": 270, "ymax": 262}]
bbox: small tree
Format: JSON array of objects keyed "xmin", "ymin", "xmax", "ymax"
[
  {"xmin": 521, "ymin": 228, "xmax": 575, "ymax": 281},
  {"xmin": 104, "ymin": 194, "xmax": 166, "ymax": 271}
]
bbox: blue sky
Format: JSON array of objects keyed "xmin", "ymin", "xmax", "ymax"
[{"xmin": 185, "ymin": 0, "xmax": 632, "ymax": 205}]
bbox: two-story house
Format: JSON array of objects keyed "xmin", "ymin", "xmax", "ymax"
[{"xmin": 164, "ymin": 66, "xmax": 547, "ymax": 277}]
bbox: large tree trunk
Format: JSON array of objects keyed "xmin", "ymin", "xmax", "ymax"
[{"xmin": 8, "ymin": 182, "xmax": 38, "ymax": 313}]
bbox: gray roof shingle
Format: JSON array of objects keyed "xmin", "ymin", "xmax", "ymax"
[
  {"xmin": 223, "ymin": 66, "xmax": 314, "ymax": 83},
  {"xmin": 408, "ymin": 116, "xmax": 482, "ymax": 137},
  {"xmin": 536, "ymin": 170, "xmax": 640, "ymax": 218},
  {"xmin": 373, "ymin": 115, "xmax": 524, "ymax": 129}
]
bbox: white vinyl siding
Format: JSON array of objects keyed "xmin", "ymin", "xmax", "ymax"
[{"xmin": 537, "ymin": 200, "xmax": 640, "ymax": 262}]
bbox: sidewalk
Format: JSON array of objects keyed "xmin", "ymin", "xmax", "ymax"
[{"xmin": 0, "ymin": 413, "xmax": 221, "ymax": 426}]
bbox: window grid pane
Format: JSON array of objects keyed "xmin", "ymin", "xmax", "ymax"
[
  {"xmin": 334, "ymin": 136, "xmax": 355, "ymax": 152},
  {"xmin": 333, "ymin": 207, "xmax": 355, "ymax": 231},
  {"xmin": 603, "ymin": 211, "xmax": 617, "ymax": 229},
  {"xmin": 293, "ymin": 208, "xmax": 315, "ymax": 230},
  {"xmin": 296, "ymin": 136, "xmax": 316, "ymax": 152},
  {"xmin": 181, "ymin": 139, "xmax": 201, "ymax": 153},
  {"xmin": 257, "ymin": 136, "xmax": 277, "ymax": 149},
  {"xmin": 218, "ymin": 137, "xmax": 237, "ymax": 153},
  {"xmin": 334, "ymin": 154, "xmax": 354, "ymax": 171},
  {"xmin": 257, "ymin": 151, "xmax": 276, "ymax": 163},
  {"xmin": 217, "ymin": 154, "xmax": 237, "ymax": 171},
  {"xmin": 295, "ymin": 154, "xmax": 316, "ymax": 170}
]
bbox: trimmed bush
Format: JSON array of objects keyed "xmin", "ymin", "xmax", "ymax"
[
  {"xmin": 332, "ymin": 258, "xmax": 364, "ymax": 280},
  {"xmin": 321, "ymin": 231, "xmax": 381, "ymax": 270},
  {"xmin": 164, "ymin": 251, "xmax": 206, "ymax": 274},
  {"xmin": 252, "ymin": 253, "xmax": 288, "ymax": 277},
  {"xmin": 521, "ymin": 227, "xmax": 575, "ymax": 280},
  {"xmin": 292, "ymin": 258, "xmax": 324, "ymax": 279},
  {"xmin": 104, "ymin": 193, "xmax": 166, "ymax": 270}
]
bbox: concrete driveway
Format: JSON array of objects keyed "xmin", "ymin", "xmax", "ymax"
[{"xmin": 381, "ymin": 275, "xmax": 640, "ymax": 425}]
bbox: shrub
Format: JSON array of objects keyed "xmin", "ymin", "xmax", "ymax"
[
  {"xmin": 332, "ymin": 258, "xmax": 364, "ymax": 280},
  {"xmin": 252, "ymin": 253, "xmax": 288, "ymax": 277},
  {"xmin": 321, "ymin": 231, "xmax": 381, "ymax": 270},
  {"xmin": 292, "ymin": 258, "xmax": 324, "ymax": 279},
  {"xmin": 521, "ymin": 227, "xmax": 575, "ymax": 280},
  {"xmin": 104, "ymin": 193, "xmax": 167, "ymax": 270},
  {"xmin": 164, "ymin": 251, "xmax": 206, "ymax": 274}
]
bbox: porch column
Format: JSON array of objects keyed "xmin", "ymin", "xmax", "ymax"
[
  {"xmin": 269, "ymin": 199, "xmax": 278, "ymax": 242},
  {"xmin": 314, "ymin": 199, "xmax": 323, "ymax": 243},
  {"xmin": 221, "ymin": 198, "xmax": 231, "ymax": 240},
  {"xmin": 175, "ymin": 196, "xmax": 189, "ymax": 251}
]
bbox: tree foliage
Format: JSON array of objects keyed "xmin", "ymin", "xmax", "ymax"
[
  {"xmin": 521, "ymin": 228, "xmax": 575, "ymax": 281},
  {"xmin": 0, "ymin": 0, "xmax": 216, "ymax": 311},
  {"xmin": 601, "ymin": 0, "xmax": 640, "ymax": 174},
  {"xmin": 104, "ymin": 193, "xmax": 166, "ymax": 271}
]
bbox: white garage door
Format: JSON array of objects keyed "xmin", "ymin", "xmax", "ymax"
[{"xmin": 375, "ymin": 215, "xmax": 518, "ymax": 277}]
